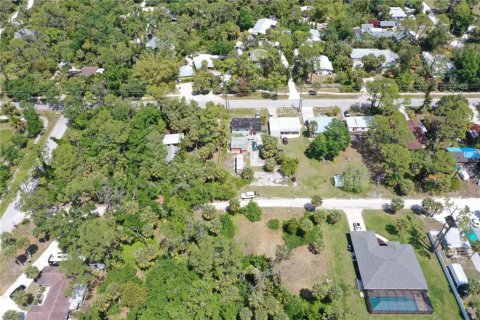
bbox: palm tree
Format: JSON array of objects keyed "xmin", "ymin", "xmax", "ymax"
[
  {"xmin": 9, "ymin": 115, "xmax": 26, "ymax": 133},
  {"xmin": 307, "ymin": 120, "xmax": 318, "ymax": 138},
  {"xmin": 0, "ymin": 103, "xmax": 18, "ymax": 118},
  {"xmin": 470, "ymin": 241, "xmax": 480, "ymax": 259}
]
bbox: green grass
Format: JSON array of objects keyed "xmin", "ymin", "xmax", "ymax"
[
  {"xmin": 246, "ymin": 136, "xmax": 392, "ymax": 199},
  {"xmin": 362, "ymin": 210, "xmax": 462, "ymax": 320},
  {"xmin": 0, "ymin": 111, "xmax": 60, "ymax": 218},
  {"xmin": 0, "ymin": 127, "xmax": 13, "ymax": 145}
]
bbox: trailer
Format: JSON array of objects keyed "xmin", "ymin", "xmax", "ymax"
[{"xmin": 447, "ymin": 263, "xmax": 469, "ymax": 297}]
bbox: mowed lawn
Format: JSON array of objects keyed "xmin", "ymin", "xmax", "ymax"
[
  {"xmin": 362, "ymin": 210, "xmax": 462, "ymax": 320},
  {"xmin": 0, "ymin": 123, "xmax": 14, "ymax": 145},
  {"xmin": 245, "ymin": 135, "xmax": 393, "ymax": 198}
]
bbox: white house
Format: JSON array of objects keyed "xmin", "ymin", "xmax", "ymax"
[
  {"xmin": 306, "ymin": 116, "xmax": 334, "ymax": 134},
  {"xmin": 249, "ymin": 18, "xmax": 277, "ymax": 35},
  {"xmin": 389, "ymin": 7, "xmax": 407, "ymax": 20},
  {"xmin": 193, "ymin": 54, "xmax": 215, "ymax": 70},
  {"xmin": 442, "ymin": 228, "xmax": 472, "ymax": 254},
  {"xmin": 350, "ymin": 48, "xmax": 399, "ymax": 68},
  {"xmin": 313, "ymin": 55, "xmax": 334, "ymax": 75},
  {"xmin": 309, "ymin": 29, "xmax": 321, "ymax": 42},
  {"xmin": 269, "ymin": 117, "xmax": 302, "ymax": 138},
  {"xmin": 162, "ymin": 133, "xmax": 184, "ymax": 146},
  {"xmin": 421, "ymin": 51, "xmax": 453, "ymax": 77},
  {"xmin": 345, "ymin": 116, "xmax": 373, "ymax": 133}
]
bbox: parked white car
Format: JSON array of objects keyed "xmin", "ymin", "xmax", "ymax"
[
  {"xmin": 459, "ymin": 170, "xmax": 470, "ymax": 180},
  {"xmin": 471, "ymin": 218, "xmax": 480, "ymax": 228},
  {"xmin": 241, "ymin": 191, "xmax": 257, "ymax": 200}
]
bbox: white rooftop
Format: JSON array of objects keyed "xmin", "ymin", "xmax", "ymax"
[
  {"xmin": 345, "ymin": 116, "xmax": 373, "ymax": 129},
  {"xmin": 162, "ymin": 133, "xmax": 184, "ymax": 145},
  {"xmin": 309, "ymin": 29, "xmax": 321, "ymax": 41},
  {"xmin": 351, "ymin": 48, "xmax": 399, "ymax": 65},
  {"xmin": 443, "ymin": 228, "xmax": 472, "ymax": 250},
  {"xmin": 313, "ymin": 55, "xmax": 333, "ymax": 72},
  {"xmin": 193, "ymin": 54, "xmax": 215, "ymax": 69},
  {"xmin": 389, "ymin": 7, "xmax": 407, "ymax": 19},
  {"xmin": 249, "ymin": 18, "xmax": 277, "ymax": 35},
  {"xmin": 277, "ymin": 117, "xmax": 302, "ymax": 132}
]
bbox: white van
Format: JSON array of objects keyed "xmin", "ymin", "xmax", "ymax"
[
  {"xmin": 459, "ymin": 170, "xmax": 470, "ymax": 180},
  {"xmin": 241, "ymin": 191, "xmax": 257, "ymax": 200}
]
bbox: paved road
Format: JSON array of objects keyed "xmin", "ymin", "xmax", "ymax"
[
  {"xmin": 0, "ymin": 241, "xmax": 58, "ymax": 316},
  {"xmin": 213, "ymin": 197, "xmax": 480, "ymax": 216},
  {"xmin": 0, "ymin": 116, "xmax": 67, "ymax": 239}
]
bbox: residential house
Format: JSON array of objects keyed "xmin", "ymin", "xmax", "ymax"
[
  {"xmin": 351, "ymin": 231, "xmax": 433, "ymax": 315},
  {"xmin": 407, "ymin": 120, "xmax": 428, "ymax": 150},
  {"xmin": 422, "ymin": 52, "xmax": 453, "ymax": 77},
  {"xmin": 13, "ymin": 28, "xmax": 36, "ymax": 41},
  {"xmin": 446, "ymin": 147, "xmax": 480, "ymax": 164},
  {"xmin": 179, "ymin": 65, "xmax": 195, "ymax": 78},
  {"xmin": 145, "ymin": 34, "xmax": 159, "ymax": 50},
  {"xmin": 249, "ymin": 18, "xmax": 277, "ymax": 35},
  {"xmin": 193, "ymin": 54, "xmax": 215, "ymax": 70},
  {"xmin": 230, "ymin": 136, "xmax": 249, "ymax": 154},
  {"xmin": 389, "ymin": 7, "xmax": 407, "ymax": 20},
  {"xmin": 345, "ymin": 116, "xmax": 373, "ymax": 133},
  {"xmin": 351, "ymin": 49, "xmax": 399, "ymax": 68},
  {"xmin": 163, "ymin": 133, "xmax": 184, "ymax": 162},
  {"xmin": 309, "ymin": 29, "xmax": 321, "ymax": 42},
  {"xmin": 312, "ymin": 55, "xmax": 334, "ymax": 75},
  {"xmin": 269, "ymin": 117, "xmax": 302, "ymax": 138},
  {"xmin": 27, "ymin": 267, "xmax": 86, "ymax": 320},
  {"xmin": 306, "ymin": 116, "xmax": 334, "ymax": 135},
  {"xmin": 81, "ymin": 67, "xmax": 104, "ymax": 76},
  {"xmin": 231, "ymin": 118, "xmax": 262, "ymax": 136},
  {"xmin": 359, "ymin": 24, "xmax": 394, "ymax": 38},
  {"xmin": 235, "ymin": 154, "xmax": 245, "ymax": 174}
]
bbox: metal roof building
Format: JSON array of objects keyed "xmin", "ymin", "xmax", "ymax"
[
  {"xmin": 306, "ymin": 116, "xmax": 334, "ymax": 134},
  {"xmin": 351, "ymin": 49, "xmax": 399, "ymax": 68},
  {"xmin": 249, "ymin": 18, "xmax": 277, "ymax": 35}
]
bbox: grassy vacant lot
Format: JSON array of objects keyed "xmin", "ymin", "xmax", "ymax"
[
  {"xmin": 0, "ymin": 110, "xmax": 60, "ymax": 217},
  {"xmin": 243, "ymin": 136, "xmax": 393, "ymax": 198},
  {"xmin": 233, "ymin": 208, "xmax": 329, "ymax": 294},
  {"xmin": 0, "ymin": 222, "xmax": 51, "ymax": 294},
  {"xmin": 362, "ymin": 210, "xmax": 462, "ymax": 320},
  {"xmin": 0, "ymin": 123, "xmax": 13, "ymax": 145}
]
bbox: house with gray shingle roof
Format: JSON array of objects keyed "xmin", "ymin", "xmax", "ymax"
[{"xmin": 351, "ymin": 231, "xmax": 433, "ymax": 314}]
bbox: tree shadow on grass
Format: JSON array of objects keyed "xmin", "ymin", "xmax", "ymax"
[
  {"xmin": 408, "ymin": 228, "xmax": 432, "ymax": 259},
  {"xmin": 385, "ymin": 224, "xmax": 399, "ymax": 236}
]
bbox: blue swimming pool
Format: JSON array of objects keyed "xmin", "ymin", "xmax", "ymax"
[
  {"xmin": 467, "ymin": 229, "xmax": 479, "ymax": 242},
  {"xmin": 369, "ymin": 296, "xmax": 418, "ymax": 312}
]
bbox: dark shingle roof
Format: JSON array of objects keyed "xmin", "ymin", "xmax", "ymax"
[
  {"xmin": 231, "ymin": 118, "xmax": 262, "ymax": 132},
  {"xmin": 351, "ymin": 231, "xmax": 428, "ymax": 290}
]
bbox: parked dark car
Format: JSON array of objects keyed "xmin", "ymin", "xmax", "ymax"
[
  {"xmin": 344, "ymin": 110, "xmax": 350, "ymax": 117},
  {"xmin": 282, "ymin": 137, "xmax": 288, "ymax": 145},
  {"xmin": 308, "ymin": 90, "xmax": 317, "ymax": 96}
]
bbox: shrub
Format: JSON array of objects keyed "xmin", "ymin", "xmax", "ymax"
[
  {"xmin": 227, "ymin": 199, "xmax": 241, "ymax": 215},
  {"xmin": 264, "ymin": 158, "xmax": 276, "ymax": 172},
  {"xmin": 342, "ymin": 163, "xmax": 370, "ymax": 193},
  {"xmin": 326, "ymin": 210, "xmax": 342, "ymax": 225},
  {"xmin": 243, "ymin": 201, "xmax": 262, "ymax": 222},
  {"xmin": 201, "ymin": 205, "xmax": 217, "ymax": 221},
  {"xmin": 241, "ymin": 166, "xmax": 254, "ymax": 180},
  {"xmin": 220, "ymin": 214, "xmax": 236, "ymax": 238},
  {"xmin": 311, "ymin": 211, "xmax": 326, "ymax": 225},
  {"xmin": 267, "ymin": 219, "xmax": 280, "ymax": 230},
  {"xmin": 311, "ymin": 195, "xmax": 323, "ymax": 207},
  {"xmin": 390, "ymin": 197, "xmax": 405, "ymax": 213},
  {"xmin": 280, "ymin": 157, "xmax": 298, "ymax": 176}
]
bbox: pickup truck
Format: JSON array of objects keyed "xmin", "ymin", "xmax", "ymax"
[{"xmin": 241, "ymin": 191, "xmax": 257, "ymax": 200}]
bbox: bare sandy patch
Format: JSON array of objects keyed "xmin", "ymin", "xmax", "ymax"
[{"xmin": 278, "ymin": 245, "xmax": 329, "ymax": 295}]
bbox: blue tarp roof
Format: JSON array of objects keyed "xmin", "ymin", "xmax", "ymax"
[{"xmin": 446, "ymin": 147, "xmax": 480, "ymax": 159}]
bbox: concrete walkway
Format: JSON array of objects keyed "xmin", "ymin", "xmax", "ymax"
[
  {"xmin": 344, "ymin": 209, "xmax": 365, "ymax": 231},
  {"xmin": 0, "ymin": 241, "xmax": 59, "ymax": 316},
  {"xmin": 287, "ymin": 79, "xmax": 300, "ymax": 100}
]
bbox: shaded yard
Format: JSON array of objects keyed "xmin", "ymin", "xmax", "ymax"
[
  {"xmin": 233, "ymin": 208, "xmax": 330, "ymax": 294},
  {"xmin": 0, "ymin": 222, "xmax": 52, "ymax": 294},
  {"xmin": 243, "ymin": 136, "xmax": 393, "ymax": 198}
]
